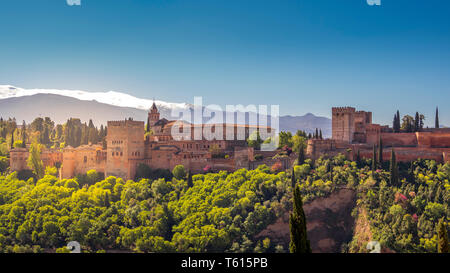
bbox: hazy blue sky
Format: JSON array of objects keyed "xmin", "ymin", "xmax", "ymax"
[{"xmin": 0, "ymin": 0, "xmax": 449, "ymax": 126}]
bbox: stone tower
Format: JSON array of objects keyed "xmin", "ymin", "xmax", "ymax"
[
  {"xmin": 148, "ymin": 102, "xmax": 160, "ymax": 127},
  {"xmin": 106, "ymin": 119, "xmax": 145, "ymax": 180},
  {"xmin": 332, "ymin": 107, "xmax": 356, "ymax": 143}
]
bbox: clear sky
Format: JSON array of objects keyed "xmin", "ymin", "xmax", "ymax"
[{"xmin": 0, "ymin": 0, "xmax": 449, "ymax": 126}]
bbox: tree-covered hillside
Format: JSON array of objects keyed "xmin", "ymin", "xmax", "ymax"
[{"xmin": 0, "ymin": 155, "xmax": 448, "ymax": 253}]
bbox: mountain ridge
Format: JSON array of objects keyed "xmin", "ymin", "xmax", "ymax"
[{"xmin": 0, "ymin": 86, "xmax": 332, "ymax": 137}]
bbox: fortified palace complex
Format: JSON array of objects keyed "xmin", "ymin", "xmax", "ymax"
[
  {"xmin": 10, "ymin": 103, "xmax": 273, "ymax": 180},
  {"xmin": 307, "ymin": 107, "xmax": 450, "ymax": 163},
  {"xmin": 9, "ymin": 105, "xmax": 450, "ymax": 180}
]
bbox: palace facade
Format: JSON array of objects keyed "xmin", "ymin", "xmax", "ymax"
[{"xmin": 10, "ymin": 103, "xmax": 274, "ymax": 180}]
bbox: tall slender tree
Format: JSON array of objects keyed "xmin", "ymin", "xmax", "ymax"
[
  {"xmin": 393, "ymin": 110, "xmax": 401, "ymax": 133},
  {"xmin": 289, "ymin": 185, "xmax": 311, "ymax": 253},
  {"xmin": 372, "ymin": 144, "xmax": 377, "ymax": 171},
  {"xmin": 414, "ymin": 112, "xmax": 420, "ymax": 132},
  {"xmin": 393, "ymin": 113, "xmax": 396, "ymax": 132},
  {"xmin": 21, "ymin": 121, "xmax": 27, "ymax": 148},
  {"xmin": 291, "ymin": 168, "xmax": 296, "ymax": 188},
  {"xmin": 10, "ymin": 129, "xmax": 14, "ymax": 149},
  {"xmin": 319, "ymin": 129, "xmax": 323, "ymax": 140},
  {"xmin": 187, "ymin": 171, "xmax": 193, "ymax": 188},
  {"xmin": 146, "ymin": 116, "xmax": 151, "ymax": 132},
  {"xmin": 297, "ymin": 142, "xmax": 305, "ymax": 165},
  {"xmin": 435, "ymin": 107, "xmax": 440, "ymax": 129},
  {"xmin": 378, "ymin": 138, "xmax": 383, "ymax": 168},
  {"xmin": 389, "ymin": 148, "xmax": 398, "ymax": 186},
  {"xmin": 437, "ymin": 217, "xmax": 449, "ymax": 253},
  {"xmin": 356, "ymin": 149, "xmax": 361, "ymax": 168}
]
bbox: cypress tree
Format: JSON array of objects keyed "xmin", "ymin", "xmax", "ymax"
[
  {"xmin": 393, "ymin": 110, "xmax": 401, "ymax": 132},
  {"xmin": 315, "ymin": 128, "xmax": 319, "ymax": 139},
  {"xmin": 291, "ymin": 168, "xmax": 296, "ymax": 188},
  {"xmin": 378, "ymin": 138, "xmax": 383, "ymax": 168},
  {"xmin": 104, "ymin": 192, "xmax": 110, "ymax": 208},
  {"xmin": 187, "ymin": 171, "xmax": 194, "ymax": 188},
  {"xmin": 297, "ymin": 143, "xmax": 305, "ymax": 165},
  {"xmin": 437, "ymin": 217, "xmax": 449, "ymax": 253},
  {"xmin": 393, "ymin": 113, "xmax": 397, "ymax": 132},
  {"xmin": 21, "ymin": 121, "xmax": 27, "ymax": 148},
  {"xmin": 289, "ymin": 185, "xmax": 311, "ymax": 253},
  {"xmin": 356, "ymin": 149, "xmax": 361, "ymax": 168},
  {"xmin": 319, "ymin": 130, "xmax": 323, "ymax": 140},
  {"xmin": 372, "ymin": 145, "xmax": 377, "ymax": 171},
  {"xmin": 414, "ymin": 112, "xmax": 420, "ymax": 132},
  {"xmin": 10, "ymin": 130, "xmax": 14, "ymax": 149},
  {"xmin": 435, "ymin": 107, "xmax": 440, "ymax": 129},
  {"xmin": 389, "ymin": 148, "xmax": 398, "ymax": 186}
]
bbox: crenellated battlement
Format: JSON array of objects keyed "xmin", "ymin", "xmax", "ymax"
[
  {"xmin": 108, "ymin": 119, "xmax": 144, "ymax": 127},
  {"xmin": 332, "ymin": 107, "xmax": 356, "ymax": 114}
]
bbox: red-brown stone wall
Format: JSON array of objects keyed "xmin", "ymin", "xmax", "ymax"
[{"xmin": 381, "ymin": 133, "xmax": 418, "ymax": 147}]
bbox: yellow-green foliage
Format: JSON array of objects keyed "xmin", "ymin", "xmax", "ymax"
[{"xmin": 0, "ymin": 166, "xmax": 292, "ymax": 253}]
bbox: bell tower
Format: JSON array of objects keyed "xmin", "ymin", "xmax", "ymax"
[{"xmin": 148, "ymin": 101, "xmax": 160, "ymax": 127}]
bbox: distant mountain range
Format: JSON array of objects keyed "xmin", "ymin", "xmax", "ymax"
[{"xmin": 0, "ymin": 85, "xmax": 332, "ymax": 138}]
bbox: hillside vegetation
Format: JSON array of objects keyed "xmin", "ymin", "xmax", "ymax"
[{"xmin": 0, "ymin": 155, "xmax": 448, "ymax": 253}]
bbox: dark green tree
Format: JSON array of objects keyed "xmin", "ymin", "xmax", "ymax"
[
  {"xmin": 88, "ymin": 119, "xmax": 98, "ymax": 144},
  {"xmin": 21, "ymin": 121, "xmax": 27, "ymax": 148},
  {"xmin": 372, "ymin": 145, "xmax": 377, "ymax": 171},
  {"xmin": 393, "ymin": 110, "xmax": 401, "ymax": 133},
  {"xmin": 319, "ymin": 130, "xmax": 323, "ymax": 140},
  {"xmin": 146, "ymin": 116, "xmax": 151, "ymax": 132},
  {"xmin": 378, "ymin": 138, "xmax": 383, "ymax": 168},
  {"xmin": 356, "ymin": 149, "xmax": 361, "ymax": 168},
  {"xmin": 437, "ymin": 218, "xmax": 449, "ymax": 253},
  {"xmin": 187, "ymin": 171, "xmax": 194, "ymax": 188},
  {"xmin": 393, "ymin": 113, "xmax": 397, "ymax": 132},
  {"xmin": 389, "ymin": 148, "xmax": 398, "ymax": 186},
  {"xmin": 435, "ymin": 107, "xmax": 440, "ymax": 129},
  {"xmin": 315, "ymin": 128, "xmax": 319, "ymax": 139},
  {"xmin": 10, "ymin": 129, "xmax": 14, "ymax": 149},
  {"xmin": 297, "ymin": 142, "xmax": 305, "ymax": 165},
  {"xmin": 289, "ymin": 185, "xmax": 311, "ymax": 253},
  {"xmin": 414, "ymin": 112, "xmax": 420, "ymax": 132},
  {"xmin": 291, "ymin": 168, "xmax": 296, "ymax": 188}
]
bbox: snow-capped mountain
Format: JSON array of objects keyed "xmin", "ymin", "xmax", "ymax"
[
  {"xmin": 0, "ymin": 85, "xmax": 331, "ymax": 137},
  {"xmin": 0, "ymin": 85, "xmax": 190, "ymax": 111}
]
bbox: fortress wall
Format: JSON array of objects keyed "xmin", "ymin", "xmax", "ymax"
[
  {"xmin": 357, "ymin": 147, "xmax": 450, "ymax": 163},
  {"xmin": 416, "ymin": 132, "xmax": 450, "ymax": 148},
  {"xmin": 9, "ymin": 149, "xmax": 29, "ymax": 172},
  {"xmin": 381, "ymin": 133, "xmax": 418, "ymax": 147}
]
